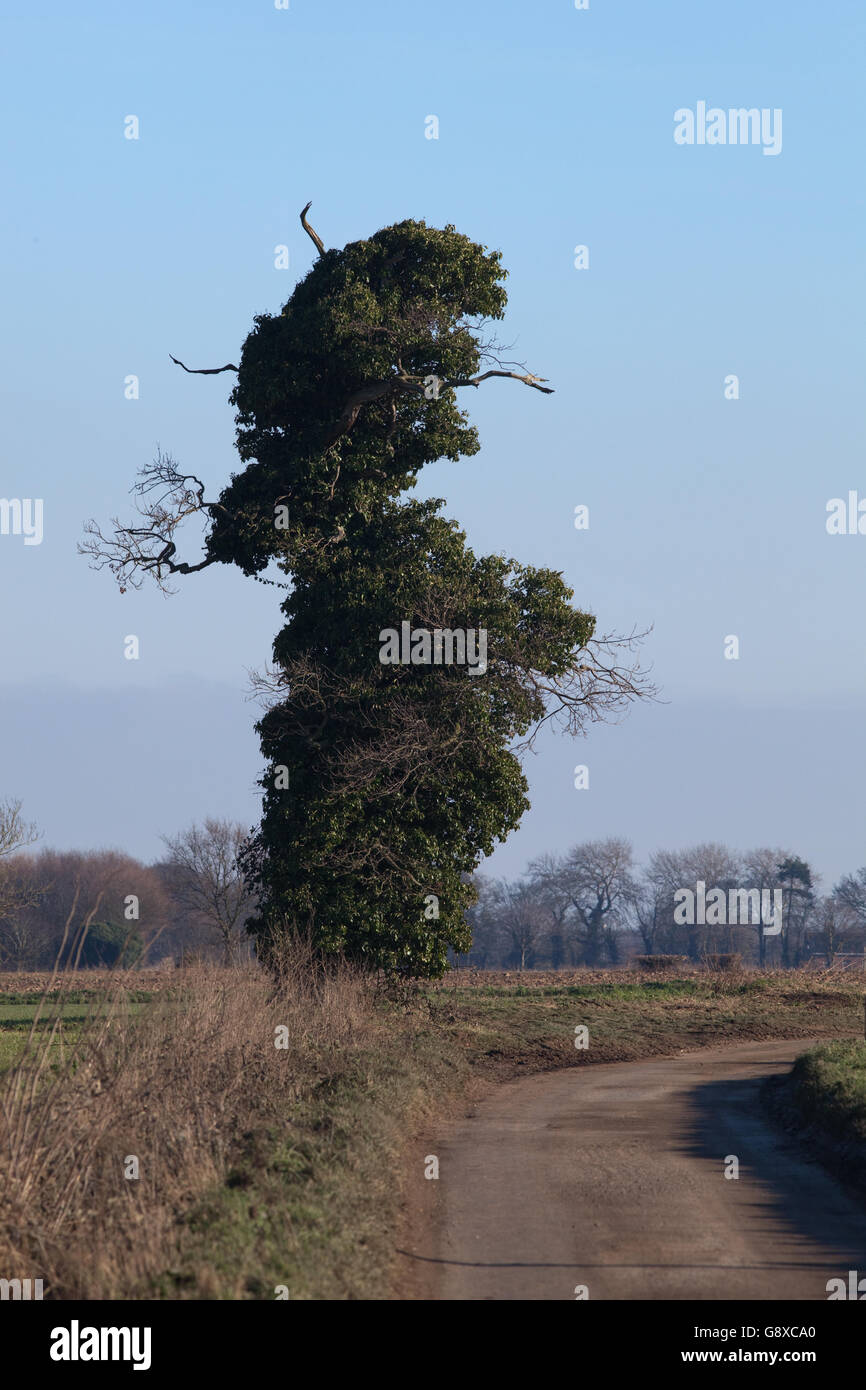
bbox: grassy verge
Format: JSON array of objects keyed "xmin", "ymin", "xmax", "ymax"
[
  {"xmin": 0, "ymin": 964, "xmax": 861, "ymax": 1300},
  {"xmin": 764, "ymin": 1038, "xmax": 866, "ymax": 1195}
]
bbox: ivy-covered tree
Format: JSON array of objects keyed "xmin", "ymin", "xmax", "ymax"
[{"xmin": 83, "ymin": 206, "xmax": 652, "ymax": 975}]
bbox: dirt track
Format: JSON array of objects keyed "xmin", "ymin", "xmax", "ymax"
[{"xmin": 404, "ymin": 1039, "xmax": 866, "ymax": 1300}]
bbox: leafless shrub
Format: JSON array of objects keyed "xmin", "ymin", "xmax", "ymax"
[
  {"xmin": 631, "ymin": 954, "xmax": 690, "ymax": 973},
  {"xmin": 702, "ymin": 953, "xmax": 743, "ymax": 972}
]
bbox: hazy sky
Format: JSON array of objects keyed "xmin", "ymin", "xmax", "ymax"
[{"xmin": 1, "ymin": 0, "xmax": 863, "ymax": 887}]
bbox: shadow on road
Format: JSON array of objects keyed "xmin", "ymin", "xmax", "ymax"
[{"xmin": 677, "ymin": 1067, "xmax": 866, "ymax": 1276}]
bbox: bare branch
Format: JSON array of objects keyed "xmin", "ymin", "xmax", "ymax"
[
  {"xmin": 512, "ymin": 627, "xmax": 660, "ymax": 752},
  {"xmin": 300, "ymin": 201, "xmax": 326, "ymax": 257},
  {"xmin": 320, "ymin": 361, "xmax": 553, "ymax": 453},
  {"xmin": 446, "ymin": 369, "xmax": 553, "ymax": 394},
  {"xmin": 0, "ymin": 799, "xmax": 39, "ymax": 862},
  {"xmin": 169, "ymin": 354, "xmax": 238, "ymax": 376},
  {"xmin": 79, "ymin": 449, "xmax": 222, "ymax": 594}
]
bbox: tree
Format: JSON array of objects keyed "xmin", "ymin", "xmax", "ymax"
[
  {"xmin": 776, "ymin": 856, "xmax": 815, "ymax": 968},
  {"xmin": 741, "ymin": 846, "xmax": 791, "ymax": 967},
  {"xmin": 84, "ymin": 209, "xmax": 652, "ymax": 976},
  {"xmin": 807, "ymin": 894, "xmax": 861, "ymax": 966},
  {"xmin": 161, "ymin": 820, "xmax": 254, "ymax": 965},
  {"xmin": 496, "ymin": 879, "xmax": 548, "ymax": 971},
  {"xmin": 0, "ymin": 799, "xmax": 42, "ymax": 969},
  {"xmin": 645, "ymin": 843, "xmax": 741, "ymax": 960},
  {"xmin": 630, "ymin": 880, "xmax": 666, "ymax": 957},
  {"xmin": 834, "ymin": 867, "xmax": 866, "ymax": 928},
  {"xmin": 462, "ymin": 875, "xmax": 506, "ymax": 968},
  {"xmin": 531, "ymin": 839, "xmax": 637, "ymax": 966},
  {"xmin": 524, "ymin": 852, "xmax": 575, "ymax": 966},
  {"xmin": 563, "ymin": 838, "xmax": 637, "ymax": 966}
]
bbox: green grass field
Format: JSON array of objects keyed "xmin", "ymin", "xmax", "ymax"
[{"xmin": 0, "ymin": 990, "xmax": 153, "ymax": 1069}]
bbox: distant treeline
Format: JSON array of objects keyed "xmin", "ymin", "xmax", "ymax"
[
  {"xmin": 457, "ymin": 839, "xmax": 866, "ymax": 971},
  {"xmin": 0, "ymin": 804, "xmax": 254, "ymax": 970},
  {"xmin": 3, "ymin": 808, "xmax": 865, "ymax": 974}
]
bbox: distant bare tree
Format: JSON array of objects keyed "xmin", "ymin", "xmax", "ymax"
[
  {"xmin": 531, "ymin": 839, "xmax": 637, "ymax": 967},
  {"xmin": 0, "ymin": 798, "xmax": 39, "ymax": 884},
  {"xmin": 834, "ymin": 867, "xmax": 866, "ymax": 929},
  {"xmin": 630, "ymin": 881, "xmax": 666, "ymax": 957},
  {"xmin": 740, "ymin": 847, "xmax": 795, "ymax": 967},
  {"xmin": 162, "ymin": 820, "xmax": 255, "ymax": 964},
  {"xmin": 808, "ymin": 894, "xmax": 861, "ymax": 966},
  {"xmin": 494, "ymin": 879, "xmax": 548, "ymax": 971},
  {"xmin": 645, "ymin": 843, "xmax": 741, "ymax": 960},
  {"xmin": 0, "ymin": 800, "xmax": 43, "ymax": 968},
  {"xmin": 525, "ymin": 852, "xmax": 575, "ymax": 966},
  {"xmin": 463, "ymin": 875, "xmax": 506, "ymax": 968}
]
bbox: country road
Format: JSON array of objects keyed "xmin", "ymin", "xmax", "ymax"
[{"xmin": 405, "ymin": 1039, "xmax": 866, "ymax": 1300}]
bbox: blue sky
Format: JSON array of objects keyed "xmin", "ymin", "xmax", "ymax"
[{"xmin": 0, "ymin": 0, "xmax": 863, "ymax": 887}]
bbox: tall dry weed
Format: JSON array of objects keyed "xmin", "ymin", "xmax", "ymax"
[{"xmin": 0, "ymin": 940, "xmax": 375, "ymax": 1298}]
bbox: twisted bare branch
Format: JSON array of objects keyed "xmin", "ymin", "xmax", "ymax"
[
  {"xmin": 300, "ymin": 201, "xmax": 326, "ymax": 257},
  {"xmin": 79, "ymin": 450, "xmax": 223, "ymax": 594}
]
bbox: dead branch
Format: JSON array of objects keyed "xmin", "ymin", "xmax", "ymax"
[
  {"xmin": 169, "ymin": 355, "xmax": 238, "ymax": 376},
  {"xmin": 300, "ymin": 201, "xmax": 326, "ymax": 257},
  {"xmin": 448, "ymin": 369, "xmax": 553, "ymax": 394}
]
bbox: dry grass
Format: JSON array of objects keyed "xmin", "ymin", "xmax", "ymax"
[{"xmin": 0, "ymin": 945, "xmax": 376, "ymax": 1299}]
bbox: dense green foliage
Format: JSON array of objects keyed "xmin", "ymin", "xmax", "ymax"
[
  {"xmin": 218, "ymin": 220, "xmax": 594, "ymax": 974},
  {"xmin": 76, "ymin": 920, "xmax": 144, "ymax": 969}
]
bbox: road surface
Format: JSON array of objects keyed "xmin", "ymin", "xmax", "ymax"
[{"xmin": 408, "ymin": 1039, "xmax": 866, "ymax": 1300}]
